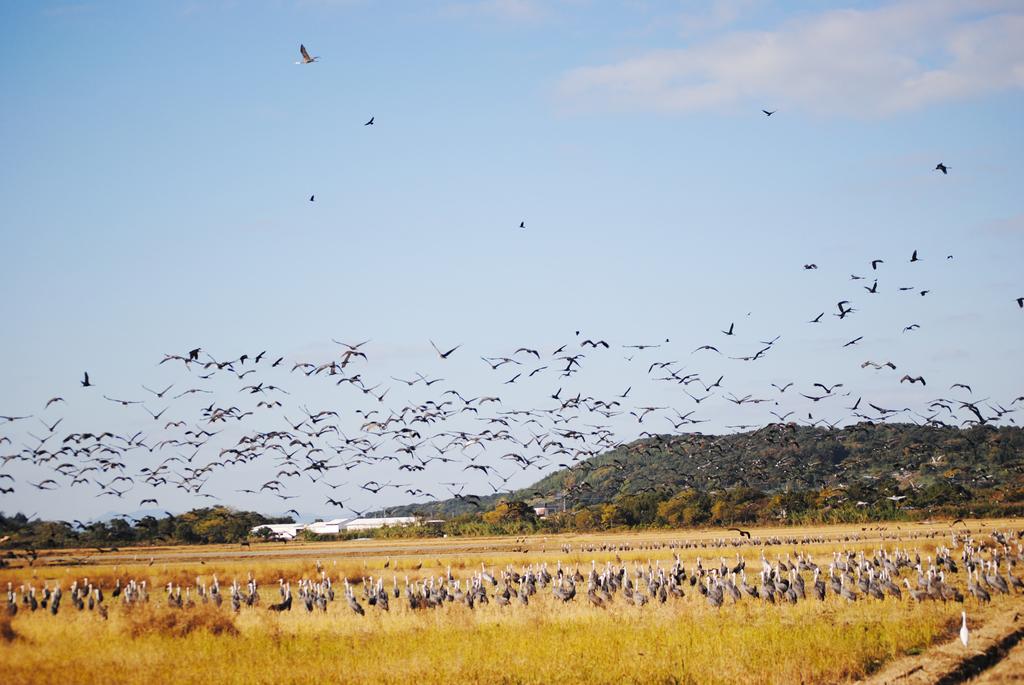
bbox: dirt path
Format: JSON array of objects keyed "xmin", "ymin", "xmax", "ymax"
[
  {"xmin": 858, "ymin": 598, "xmax": 1024, "ymax": 685},
  {"xmin": 967, "ymin": 633, "xmax": 1024, "ymax": 684}
]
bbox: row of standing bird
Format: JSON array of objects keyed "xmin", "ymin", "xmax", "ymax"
[{"xmin": 6, "ymin": 531, "xmax": 1023, "ymax": 619}]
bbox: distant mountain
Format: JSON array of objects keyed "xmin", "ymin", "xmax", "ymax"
[{"xmin": 381, "ymin": 423, "xmax": 1024, "ymax": 517}]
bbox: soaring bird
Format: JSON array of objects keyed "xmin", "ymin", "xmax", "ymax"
[
  {"xmin": 1017, "ymin": 297, "xmax": 1023, "ymax": 308},
  {"xmin": 722, "ymin": 323, "xmax": 735, "ymax": 336},
  {"xmin": 103, "ymin": 395, "xmax": 142, "ymax": 406},
  {"xmin": 900, "ymin": 375, "xmax": 926, "ymax": 385},
  {"xmin": 762, "ymin": 110, "xmax": 775, "ymax": 117},
  {"xmin": 519, "ymin": 221, "xmax": 525, "ymax": 229},
  {"xmin": 365, "ymin": 117, "xmax": 374, "ymax": 126},
  {"xmin": 81, "ymin": 372, "xmax": 93, "ymax": 387},
  {"xmin": 935, "ymin": 162, "xmax": 949, "ymax": 175},
  {"xmin": 910, "ymin": 249, "xmax": 920, "ymax": 262},
  {"xmin": 296, "ymin": 44, "xmax": 319, "ymax": 64},
  {"xmin": 430, "ymin": 340, "xmax": 461, "ymax": 359},
  {"xmin": 141, "ymin": 384, "xmax": 174, "ymax": 398},
  {"xmin": 309, "ymin": 195, "xmax": 315, "ymax": 202}
]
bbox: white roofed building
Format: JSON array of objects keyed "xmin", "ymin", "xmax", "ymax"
[
  {"xmin": 304, "ymin": 518, "xmax": 351, "ymax": 534},
  {"xmin": 344, "ymin": 516, "xmax": 418, "ymax": 531},
  {"xmin": 249, "ymin": 523, "xmax": 304, "ymax": 540},
  {"xmin": 249, "ymin": 516, "xmax": 419, "ymax": 539}
]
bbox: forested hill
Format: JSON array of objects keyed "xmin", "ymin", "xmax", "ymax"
[{"xmin": 384, "ymin": 423, "xmax": 1024, "ymax": 517}]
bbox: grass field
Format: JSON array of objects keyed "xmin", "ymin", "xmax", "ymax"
[{"xmin": 2, "ymin": 520, "xmax": 1023, "ymax": 685}]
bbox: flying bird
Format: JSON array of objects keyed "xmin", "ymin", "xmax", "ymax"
[
  {"xmin": 935, "ymin": 162, "xmax": 949, "ymax": 175},
  {"xmin": 761, "ymin": 110, "xmax": 775, "ymax": 117},
  {"xmin": 296, "ymin": 44, "xmax": 319, "ymax": 64},
  {"xmin": 365, "ymin": 117, "xmax": 374, "ymax": 126},
  {"xmin": 430, "ymin": 340, "xmax": 461, "ymax": 359},
  {"xmin": 141, "ymin": 384, "xmax": 174, "ymax": 398},
  {"xmin": 103, "ymin": 395, "xmax": 143, "ymax": 406},
  {"xmin": 693, "ymin": 345, "xmax": 721, "ymax": 354},
  {"xmin": 81, "ymin": 372, "xmax": 92, "ymax": 387}
]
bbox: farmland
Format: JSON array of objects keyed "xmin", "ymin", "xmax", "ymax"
[{"xmin": 3, "ymin": 520, "xmax": 1024, "ymax": 684}]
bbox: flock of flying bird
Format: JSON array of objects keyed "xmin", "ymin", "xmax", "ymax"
[
  {"xmin": 0, "ymin": 44, "xmax": 1021, "ymax": 522},
  {"xmin": 0, "ymin": 240, "xmax": 1021, "ymax": 519}
]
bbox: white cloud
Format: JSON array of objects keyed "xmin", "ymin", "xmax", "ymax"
[{"xmin": 558, "ymin": 0, "xmax": 1024, "ymax": 116}]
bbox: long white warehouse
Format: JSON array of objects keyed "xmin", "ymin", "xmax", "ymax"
[{"xmin": 250, "ymin": 516, "xmax": 419, "ymax": 539}]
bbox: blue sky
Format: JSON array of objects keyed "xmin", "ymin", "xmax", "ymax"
[{"xmin": 0, "ymin": 0, "xmax": 1022, "ymax": 520}]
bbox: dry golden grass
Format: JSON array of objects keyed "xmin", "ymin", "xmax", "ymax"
[
  {"xmin": 121, "ymin": 603, "xmax": 239, "ymax": 639},
  {"xmin": 0, "ymin": 613, "xmax": 17, "ymax": 643},
  {"xmin": 1, "ymin": 519, "xmax": 1022, "ymax": 685}
]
